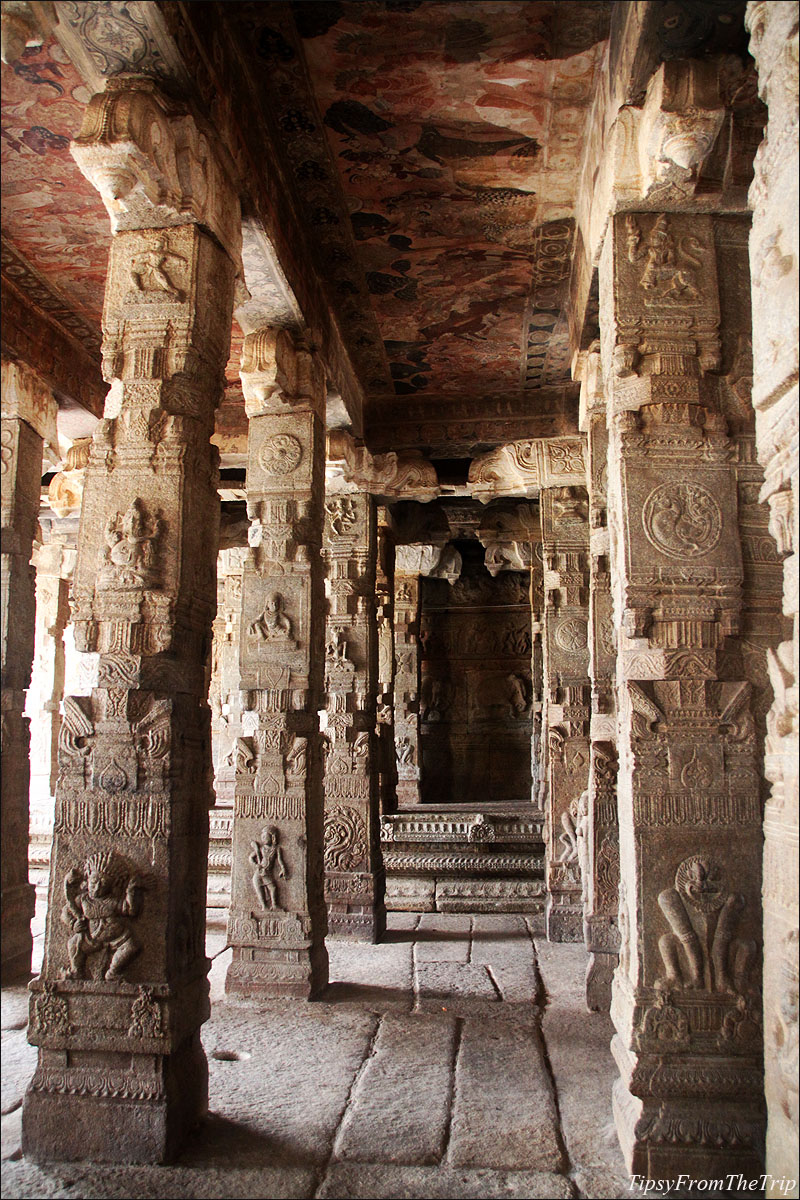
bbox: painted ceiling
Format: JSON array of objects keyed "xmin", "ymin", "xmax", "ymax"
[{"xmin": 294, "ymin": 1, "xmax": 611, "ymax": 404}]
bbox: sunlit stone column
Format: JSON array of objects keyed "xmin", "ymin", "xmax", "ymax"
[
  {"xmin": 322, "ymin": 489, "xmax": 385, "ymax": 940},
  {"xmin": 600, "ymin": 211, "xmax": 765, "ymax": 1181},
  {"xmin": 746, "ymin": 5, "xmax": 800, "ymax": 1191},
  {"xmin": 393, "ymin": 554, "xmax": 423, "ymax": 808},
  {"xmin": 375, "ymin": 506, "xmax": 397, "ymax": 815},
  {"xmin": 540, "ymin": 483, "xmax": 591, "ymax": 943},
  {"xmin": 22, "ymin": 76, "xmax": 239, "ymax": 1163},
  {"xmin": 1, "ymin": 358, "xmax": 57, "ymax": 981},
  {"xmin": 578, "ymin": 348, "xmax": 620, "ymax": 1010},
  {"xmin": 225, "ymin": 326, "xmax": 329, "ymax": 998}
]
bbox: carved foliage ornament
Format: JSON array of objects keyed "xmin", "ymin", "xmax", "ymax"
[
  {"xmin": 258, "ymin": 433, "xmax": 303, "ymax": 477},
  {"xmin": 324, "ymin": 806, "xmax": 368, "ymax": 873},
  {"xmin": 642, "ymin": 482, "xmax": 722, "ymax": 560}
]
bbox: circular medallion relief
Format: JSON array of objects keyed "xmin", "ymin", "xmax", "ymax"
[
  {"xmin": 258, "ymin": 434, "xmax": 303, "ymax": 477},
  {"xmin": 554, "ymin": 617, "xmax": 588, "ymax": 652},
  {"xmin": 642, "ymin": 482, "xmax": 722, "ymax": 560}
]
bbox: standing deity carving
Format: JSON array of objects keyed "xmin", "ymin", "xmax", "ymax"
[
  {"xmin": 99, "ymin": 499, "xmax": 162, "ymax": 588},
  {"xmin": 61, "ymin": 852, "xmax": 144, "ymax": 980},
  {"xmin": 249, "ymin": 826, "xmax": 288, "ymax": 912}
]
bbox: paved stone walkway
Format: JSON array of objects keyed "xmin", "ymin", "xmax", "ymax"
[{"xmin": 2, "ymin": 910, "xmax": 631, "ymax": 1199}]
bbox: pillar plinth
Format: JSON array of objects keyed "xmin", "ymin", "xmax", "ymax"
[{"xmin": 22, "ymin": 76, "xmax": 239, "ymax": 1164}]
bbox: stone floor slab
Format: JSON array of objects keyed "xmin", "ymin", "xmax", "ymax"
[
  {"xmin": 1, "ymin": 1161, "xmax": 316, "ymax": 1198},
  {"xmin": 334, "ymin": 1012, "xmax": 457, "ymax": 1164},
  {"xmin": 535, "ymin": 939, "xmax": 629, "ymax": 1180},
  {"xmin": 448, "ymin": 1018, "xmax": 564, "ymax": 1172},
  {"xmin": 414, "ymin": 962, "xmax": 500, "ymax": 1016},
  {"xmin": 317, "ymin": 1162, "xmax": 574, "ymax": 1198},
  {"xmin": 327, "ymin": 938, "xmax": 414, "ymax": 1011}
]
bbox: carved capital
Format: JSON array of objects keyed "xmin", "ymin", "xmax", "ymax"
[
  {"xmin": 240, "ymin": 327, "xmax": 325, "ymax": 417},
  {"xmin": 71, "ymin": 75, "xmax": 240, "ymax": 263},
  {"xmin": 639, "ymin": 61, "xmax": 726, "ymax": 197},
  {"xmin": 326, "ymin": 429, "xmax": 439, "ymax": 500},
  {"xmin": 468, "ymin": 436, "xmax": 586, "ymax": 501}
]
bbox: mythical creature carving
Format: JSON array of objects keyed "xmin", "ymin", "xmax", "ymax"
[
  {"xmin": 642, "ymin": 482, "xmax": 722, "ymax": 560},
  {"xmin": 657, "ymin": 856, "xmax": 756, "ymax": 994},
  {"xmin": 61, "ymin": 852, "xmax": 144, "ymax": 981}
]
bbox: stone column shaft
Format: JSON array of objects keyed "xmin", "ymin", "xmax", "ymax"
[
  {"xmin": 541, "ymin": 482, "xmax": 592, "ymax": 943},
  {"xmin": 746, "ymin": 4, "xmax": 799, "ymax": 1190},
  {"xmin": 322, "ymin": 491, "xmax": 385, "ymax": 940},
  {"xmin": 600, "ymin": 210, "xmax": 765, "ymax": 1181},
  {"xmin": 1, "ymin": 358, "xmax": 57, "ymax": 981},
  {"xmin": 22, "ymin": 76, "xmax": 239, "ymax": 1164},
  {"xmin": 225, "ymin": 327, "xmax": 329, "ymax": 998},
  {"xmin": 393, "ymin": 569, "xmax": 422, "ymax": 807}
]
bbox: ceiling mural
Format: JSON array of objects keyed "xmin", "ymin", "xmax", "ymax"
[
  {"xmin": 294, "ymin": 0, "xmax": 610, "ymax": 405},
  {"xmin": 1, "ymin": 38, "xmax": 110, "ymax": 338}
]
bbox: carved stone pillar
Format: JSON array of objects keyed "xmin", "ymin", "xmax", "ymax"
[
  {"xmin": 322, "ymin": 491, "xmax": 385, "ymax": 940},
  {"xmin": 26, "ymin": 542, "xmax": 76, "ymax": 893},
  {"xmin": 600, "ymin": 211, "xmax": 765, "ymax": 1180},
  {"xmin": 1, "ymin": 358, "xmax": 57, "ymax": 981},
  {"xmin": 22, "ymin": 77, "xmax": 239, "ymax": 1163},
  {"xmin": 207, "ymin": 547, "xmax": 248, "ymax": 912},
  {"xmin": 579, "ymin": 349, "xmax": 620, "ymax": 1011},
  {"xmin": 393, "ymin": 560, "xmax": 422, "ymax": 808},
  {"xmin": 225, "ymin": 326, "xmax": 329, "ymax": 998},
  {"xmin": 540, "ymin": 485, "xmax": 591, "ymax": 943},
  {"xmin": 375, "ymin": 506, "xmax": 397, "ymax": 815},
  {"xmin": 746, "ymin": 5, "xmax": 800, "ymax": 1191}
]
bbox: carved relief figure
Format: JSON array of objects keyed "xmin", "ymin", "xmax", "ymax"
[
  {"xmin": 249, "ymin": 826, "xmax": 288, "ymax": 912},
  {"xmin": 643, "ymin": 483, "xmax": 722, "ymax": 560},
  {"xmin": 100, "ymin": 499, "xmax": 161, "ymax": 588},
  {"xmin": 396, "ymin": 736, "xmax": 415, "ymax": 766},
  {"xmin": 326, "ymin": 628, "xmax": 349, "ymax": 662},
  {"xmin": 506, "ymin": 672, "xmax": 530, "ymax": 716},
  {"xmin": 325, "ymin": 496, "xmax": 358, "ymax": 536},
  {"xmin": 284, "ymin": 735, "xmax": 307, "ymax": 779},
  {"xmin": 657, "ymin": 856, "xmax": 756, "ymax": 994},
  {"xmin": 249, "ymin": 593, "xmax": 293, "ymax": 642},
  {"xmin": 61, "ymin": 852, "xmax": 144, "ymax": 980},
  {"xmin": 129, "ymin": 235, "xmax": 185, "ymax": 300},
  {"xmin": 627, "ymin": 213, "xmax": 702, "ymax": 303},
  {"xmin": 559, "ymin": 795, "xmax": 584, "ymax": 863}
]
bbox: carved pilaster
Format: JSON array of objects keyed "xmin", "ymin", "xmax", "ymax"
[
  {"xmin": 579, "ymin": 348, "xmax": 620, "ymax": 1010},
  {"xmin": 322, "ymin": 491, "xmax": 385, "ymax": 941},
  {"xmin": 225, "ymin": 327, "xmax": 329, "ymax": 998},
  {"xmin": 1, "ymin": 357, "xmax": 56, "ymax": 982},
  {"xmin": 375, "ymin": 507, "xmax": 397, "ymax": 815},
  {"xmin": 540, "ymin": 481, "xmax": 591, "ymax": 943},
  {"xmin": 393, "ymin": 563, "xmax": 422, "ymax": 808},
  {"xmin": 21, "ymin": 79, "xmax": 239, "ymax": 1164},
  {"xmin": 600, "ymin": 211, "xmax": 765, "ymax": 1181},
  {"xmin": 746, "ymin": 3, "xmax": 800, "ymax": 1189},
  {"xmin": 26, "ymin": 541, "xmax": 76, "ymax": 893}
]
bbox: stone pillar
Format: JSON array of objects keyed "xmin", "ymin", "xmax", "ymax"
[
  {"xmin": 1, "ymin": 358, "xmax": 57, "ymax": 981},
  {"xmin": 322, "ymin": 491, "xmax": 385, "ymax": 940},
  {"xmin": 579, "ymin": 350, "xmax": 620, "ymax": 1011},
  {"xmin": 393, "ymin": 558, "xmax": 422, "ymax": 808},
  {"xmin": 225, "ymin": 326, "xmax": 329, "ymax": 999},
  {"xmin": 600, "ymin": 211, "xmax": 765, "ymax": 1180},
  {"xmin": 746, "ymin": 4, "xmax": 799, "ymax": 1190},
  {"xmin": 207, "ymin": 546, "xmax": 247, "ymax": 913},
  {"xmin": 22, "ymin": 76, "xmax": 239, "ymax": 1164},
  {"xmin": 26, "ymin": 541, "xmax": 76, "ymax": 893},
  {"xmin": 375, "ymin": 506, "xmax": 397, "ymax": 815},
  {"xmin": 540, "ymin": 484, "xmax": 591, "ymax": 943}
]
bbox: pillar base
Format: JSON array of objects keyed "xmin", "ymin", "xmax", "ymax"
[
  {"xmin": 0, "ymin": 880, "xmax": 36, "ymax": 984},
  {"xmin": 585, "ymin": 951, "xmax": 617, "ymax": 1012},
  {"xmin": 21, "ymin": 1034, "xmax": 207, "ymax": 1165},
  {"xmin": 545, "ymin": 895, "xmax": 583, "ymax": 942},
  {"xmin": 327, "ymin": 903, "xmax": 386, "ymax": 942},
  {"xmin": 225, "ymin": 941, "xmax": 329, "ymax": 999},
  {"xmin": 613, "ymin": 1075, "xmax": 765, "ymax": 1184}
]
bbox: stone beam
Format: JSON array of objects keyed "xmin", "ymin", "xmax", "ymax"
[{"xmin": 468, "ymin": 436, "xmax": 586, "ymax": 503}]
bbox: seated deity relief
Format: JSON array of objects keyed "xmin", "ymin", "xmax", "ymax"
[
  {"xmin": 249, "ymin": 826, "xmax": 288, "ymax": 912},
  {"xmin": 128, "ymin": 234, "xmax": 186, "ymax": 303},
  {"xmin": 248, "ymin": 593, "xmax": 297, "ymax": 647},
  {"xmin": 99, "ymin": 499, "xmax": 162, "ymax": 589},
  {"xmin": 61, "ymin": 851, "xmax": 145, "ymax": 981},
  {"xmin": 657, "ymin": 855, "xmax": 756, "ymax": 995}
]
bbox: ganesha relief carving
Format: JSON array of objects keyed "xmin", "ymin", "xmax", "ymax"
[
  {"xmin": 98, "ymin": 499, "xmax": 162, "ymax": 589},
  {"xmin": 642, "ymin": 483, "xmax": 722, "ymax": 560}
]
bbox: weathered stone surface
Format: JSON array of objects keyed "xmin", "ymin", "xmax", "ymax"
[
  {"xmin": 318, "ymin": 1164, "xmax": 573, "ymax": 1199},
  {"xmin": 334, "ymin": 1013, "xmax": 457, "ymax": 1164},
  {"xmin": 448, "ymin": 1018, "xmax": 563, "ymax": 1171}
]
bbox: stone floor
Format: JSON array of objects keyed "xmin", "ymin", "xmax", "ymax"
[{"xmin": 2, "ymin": 907, "xmax": 633, "ymax": 1199}]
